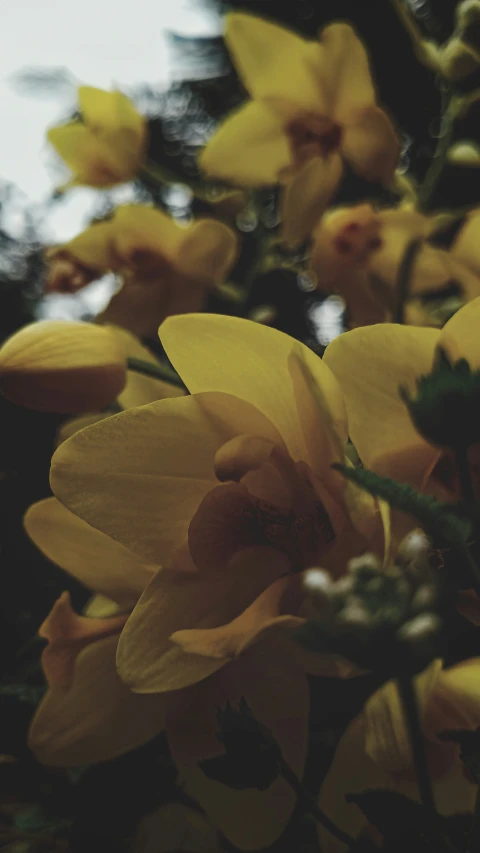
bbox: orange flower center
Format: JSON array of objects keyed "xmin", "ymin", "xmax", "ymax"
[{"xmin": 333, "ymin": 219, "xmax": 383, "ymax": 262}]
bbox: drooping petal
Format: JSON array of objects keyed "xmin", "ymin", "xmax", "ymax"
[
  {"xmin": 160, "ymin": 314, "xmax": 348, "ymax": 470},
  {"xmin": 51, "ymin": 392, "xmax": 280, "ymax": 565},
  {"xmin": 320, "ymin": 23, "xmax": 375, "ymax": 121},
  {"xmin": 38, "ymin": 591, "xmax": 127, "ymax": 688},
  {"xmin": 281, "ymin": 153, "xmax": 343, "ymax": 249},
  {"xmin": 341, "ymin": 105, "xmax": 399, "ymax": 184},
  {"xmin": 199, "ymin": 101, "xmax": 291, "ymax": 187},
  {"xmin": 440, "ymin": 296, "xmax": 480, "ymax": 369},
  {"xmin": 112, "ymin": 204, "xmax": 185, "ymax": 267},
  {"xmin": 29, "ymin": 635, "xmax": 166, "ymax": 766},
  {"xmin": 176, "ymin": 219, "xmax": 238, "ymax": 283},
  {"xmin": 117, "ymin": 546, "xmax": 289, "ymax": 694},
  {"xmin": 24, "ymin": 497, "xmax": 155, "ymax": 607},
  {"xmin": 170, "ymin": 575, "xmax": 303, "ymax": 659},
  {"xmin": 0, "ymin": 320, "xmax": 127, "ymax": 414},
  {"xmin": 323, "ymin": 325, "xmax": 441, "ymax": 487},
  {"xmin": 166, "ymin": 637, "xmax": 309, "ymax": 851},
  {"xmin": 225, "ymin": 12, "xmax": 326, "ymax": 111}
]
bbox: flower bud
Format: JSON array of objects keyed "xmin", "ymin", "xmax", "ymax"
[{"xmin": 0, "ymin": 321, "xmax": 127, "ymax": 413}]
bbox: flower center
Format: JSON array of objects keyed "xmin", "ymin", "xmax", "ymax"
[
  {"xmin": 251, "ymin": 495, "xmax": 335, "ymax": 572},
  {"xmin": 286, "ymin": 113, "xmax": 342, "ymax": 168},
  {"xmin": 333, "ymin": 219, "xmax": 383, "ymax": 262}
]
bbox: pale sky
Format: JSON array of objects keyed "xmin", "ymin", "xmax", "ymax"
[{"xmin": 0, "ymin": 0, "xmax": 224, "ymax": 317}]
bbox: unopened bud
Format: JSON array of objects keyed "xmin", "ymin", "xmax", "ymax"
[
  {"xmin": 0, "ymin": 321, "xmax": 127, "ymax": 413},
  {"xmin": 411, "ymin": 584, "xmax": 438, "ymax": 613},
  {"xmin": 397, "ymin": 612, "xmax": 442, "ymax": 643},
  {"xmin": 347, "ymin": 553, "xmax": 381, "ymax": 576}
]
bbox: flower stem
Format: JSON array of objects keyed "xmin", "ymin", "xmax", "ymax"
[
  {"xmin": 417, "ymin": 92, "xmax": 457, "ymax": 213},
  {"xmin": 394, "ymin": 238, "xmax": 423, "ymax": 324},
  {"xmin": 397, "ymin": 674, "xmax": 437, "ymax": 816},
  {"xmin": 279, "ymin": 757, "xmax": 355, "ymax": 848},
  {"xmin": 126, "ymin": 356, "xmax": 186, "ymax": 389}
]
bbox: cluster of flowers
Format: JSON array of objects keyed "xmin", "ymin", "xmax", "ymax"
[{"xmin": 2, "ymin": 7, "xmax": 480, "ymax": 851}]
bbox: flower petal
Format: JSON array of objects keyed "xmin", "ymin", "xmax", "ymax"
[
  {"xmin": 107, "ymin": 325, "xmax": 185, "ymax": 409},
  {"xmin": 341, "ymin": 105, "xmax": 399, "ymax": 184},
  {"xmin": 170, "ymin": 575, "xmax": 304, "ymax": 659},
  {"xmin": 51, "ymin": 392, "xmax": 279, "ymax": 565},
  {"xmin": 430, "ymin": 658, "xmax": 480, "ymax": 731},
  {"xmin": 364, "ymin": 660, "xmax": 443, "ymax": 774},
  {"xmin": 29, "ymin": 635, "xmax": 166, "ymax": 766},
  {"xmin": 166, "ymin": 637, "xmax": 309, "ymax": 851},
  {"xmin": 440, "ymin": 296, "xmax": 480, "ymax": 369},
  {"xmin": 78, "ymin": 86, "xmax": 144, "ymax": 137},
  {"xmin": 160, "ymin": 314, "xmax": 348, "ymax": 471},
  {"xmin": 199, "ymin": 101, "xmax": 291, "ymax": 187},
  {"xmin": 24, "ymin": 497, "xmax": 155, "ymax": 607},
  {"xmin": 63, "ymin": 222, "xmax": 117, "ymax": 271},
  {"xmin": 281, "ymin": 154, "xmax": 343, "ymax": 249},
  {"xmin": 452, "ymin": 208, "xmax": 480, "ymax": 277},
  {"xmin": 134, "ymin": 802, "xmax": 222, "ymax": 853},
  {"xmin": 117, "ymin": 546, "xmax": 289, "ymax": 693},
  {"xmin": 38, "ymin": 591, "xmax": 127, "ymax": 688},
  {"xmin": 225, "ymin": 12, "xmax": 325, "ymax": 111},
  {"xmin": 323, "ymin": 325, "xmax": 441, "ymax": 487},
  {"xmin": 176, "ymin": 219, "xmax": 238, "ymax": 283},
  {"xmin": 321, "ymin": 23, "xmax": 375, "ymax": 121}
]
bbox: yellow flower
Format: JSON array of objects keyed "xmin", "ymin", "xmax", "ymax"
[
  {"xmin": 323, "ymin": 297, "xmax": 480, "ymax": 500},
  {"xmin": 48, "ymin": 314, "xmax": 384, "ymax": 849},
  {"xmin": 46, "ymin": 205, "xmax": 238, "ymax": 338},
  {"xmin": 0, "ymin": 320, "xmax": 127, "ymax": 413},
  {"xmin": 310, "ymin": 204, "xmax": 480, "ymax": 327},
  {"xmin": 199, "ymin": 13, "xmax": 399, "ymax": 247},
  {"xmin": 423, "ymin": 0, "xmax": 480, "ymax": 81},
  {"xmin": 317, "ymin": 658, "xmax": 480, "ymax": 851},
  {"xmin": 48, "ymin": 86, "xmax": 147, "ymax": 188}
]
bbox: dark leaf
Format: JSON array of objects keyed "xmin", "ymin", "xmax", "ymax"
[{"xmin": 438, "ymin": 727, "xmax": 480, "ymax": 783}]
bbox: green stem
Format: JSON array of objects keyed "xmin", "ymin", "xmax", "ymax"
[
  {"xmin": 467, "ymin": 785, "xmax": 480, "ymax": 853},
  {"xmin": 418, "ymin": 93, "xmax": 457, "ymax": 213},
  {"xmin": 394, "ymin": 238, "xmax": 423, "ymax": 324},
  {"xmin": 280, "ymin": 757, "xmax": 355, "ymax": 848},
  {"xmin": 126, "ymin": 356, "xmax": 186, "ymax": 389}
]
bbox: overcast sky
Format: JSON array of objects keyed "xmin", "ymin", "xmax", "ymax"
[{"xmin": 0, "ymin": 0, "xmax": 223, "ymax": 243}]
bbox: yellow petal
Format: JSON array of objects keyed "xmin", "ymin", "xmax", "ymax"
[
  {"xmin": 176, "ymin": 219, "xmax": 238, "ymax": 283},
  {"xmin": 320, "ymin": 23, "xmax": 375, "ymax": 121},
  {"xmin": 199, "ymin": 101, "xmax": 291, "ymax": 186},
  {"xmin": 64, "ymin": 222, "xmax": 117, "ymax": 270},
  {"xmin": 83, "ymin": 594, "xmax": 124, "ymax": 618},
  {"xmin": 78, "ymin": 86, "xmax": 144, "ymax": 138},
  {"xmin": 38, "ymin": 591, "xmax": 126, "ymax": 688},
  {"xmin": 0, "ymin": 321, "xmax": 126, "ymax": 413},
  {"xmin": 317, "ymin": 711, "xmax": 476, "ymax": 853},
  {"xmin": 29, "ymin": 635, "xmax": 166, "ymax": 766},
  {"xmin": 51, "ymin": 391, "xmax": 282, "ymax": 565},
  {"xmin": 447, "ymin": 141, "xmax": 480, "ymax": 167},
  {"xmin": 341, "ymin": 105, "xmax": 399, "ymax": 184},
  {"xmin": 364, "ymin": 660, "xmax": 443, "ymax": 774},
  {"xmin": 24, "ymin": 497, "xmax": 155, "ymax": 607},
  {"xmin": 112, "ymin": 204, "xmax": 186, "ymax": 266},
  {"xmin": 166, "ymin": 636, "xmax": 309, "ymax": 851},
  {"xmin": 323, "ymin": 325, "xmax": 441, "ymax": 487},
  {"xmin": 432, "ymin": 657, "xmax": 480, "ymax": 731},
  {"xmin": 440, "ymin": 296, "xmax": 480, "ymax": 369},
  {"xmin": 452, "ymin": 208, "xmax": 480, "ymax": 278},
  {"xmin": 160, "ymin": 314, "xmax": 348, "ymax": 472},
  {"xmin": 47, "ymin": 123, "xmax": 123, "ymax": 187},
  {"xmin": 56, "ymin": 411, "xmax": 113, "ymax": 446},
  {"xmin": 281, "ymin": 154, "xmax": 343, "ymax": 249},
  {"xmin": 170, "ymin": 575, "xmax": 303, "ymax": 659},
  {"xmin": 225, "ymin": 12, "xmax": 325, "ymax": 111},
  {"xmin": 117, "ymin": 546, "xmax": 289, "ymax": 694}
]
